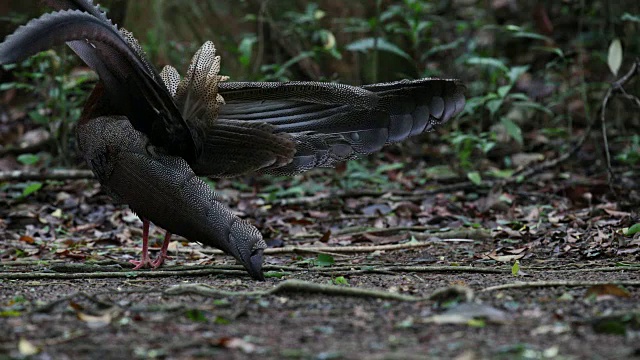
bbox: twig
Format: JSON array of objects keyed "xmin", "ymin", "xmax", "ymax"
[
  {"xmin": 0, "ymin": 138, "xmax": 54, "ymax": 157},
  {"xmin": 120, "ymin": 233, "xmax": 488, "ymax": 257},
  {"xmin": 263, "ymin": 237, "xmax": 486, "ymax": 255},
  {"xmin": 333, "ymin": 225, "xmax": 434, "ymax": 237},
  {"xmin": 32, "ymin": 291, "xmax": 115, "ymax": 313},
  {"xmin": 268, "ymin": 183, "xmax": 482, "ymax": 206},
  {"xmin": 0, "ymin": 268, "xmax": 248, "ymax": 280},
  {"xmin": 4, "ymin": 261, "xmax": 638, "ymax": 281},
  {"xmin": 481, "ymin": 280, "xmax": 640, "ymax": 292},
  {"xmin": 600, "ymin": 58, "xmax": 640, "ymax": 189},
  {"xmin": 0, "ymin": 263, "xmax": 510, "ymax": 280},
  {"xmin": 164, "ymin": 279, "xmax": 422, "ymax": 301},
  {"xmin": 509, "ymin": 120, "xmax": 594, "ymax": 184},
  {"xmin": 0, "ymin": 169, "xmax": 94, "ymax": 182}
]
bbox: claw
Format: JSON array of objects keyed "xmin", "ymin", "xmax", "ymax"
[
  {"xmin": 130, "ymin": 257, "xmax": 153, "ymax": 270},
  {"xmin": 151, "ymin": 254, "xmax": 172, "ymax": 268}
]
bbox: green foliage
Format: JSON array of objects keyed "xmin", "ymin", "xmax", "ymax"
[
  {"xmin": 616, "ymin": 135, "xmax": 640, "ymax": 165},
  {"xmin": 184, "ymin": 309, "xmax": 207, "ymax": 323},
  {"xmin": 623, "ymin": 223, "xmax": 640, "ymax": 236},
  {"xmin": 1, "ymin": 50, "xmax": 94, "ymax": 163},
  {"xmin": 264, "ymin": 271, "xmax": 288, "ymax": 278},
  {"xmin": 252, "ymin": 3, "xmax": 342, "ymax": 81},
  {"xmin": 16, "ymin": 154, "xmax": 40, "ymax": 166},
  {"xmin": 21, "ymin": 182, "xmax": 43, "ymax": 198},
  {"xmin": 333, "ymin": 276, "xmax": 349, "ymax": 285},
  {"xmin": 447, "ymin": 131, "xmax": 496, "ymax": 170},
  {"xmin": 511, "ymin": 260, "xmax": 521, "ymax": 276},
  {"xmin": 346, "ymin": 37, "xmax": 412, "ymax": 62},
  {"xmin": 4, "ymin": 0, "xmax": 637, "ymax": 188},
  {"xmin": 315, "ymin": 254, "xmax": 335, "ymax": 267}
]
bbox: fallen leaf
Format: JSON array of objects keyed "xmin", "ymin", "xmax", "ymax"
[
  {"xmin": 18, "ymin": 338, "xmax": 39, "ymax": 356},
  {"xmin": 214, "ymin": 337, "xmax": 256, "ymax": 353},
  {"xmin": 19, "ymin": 235, "xmax": 35, "ymax": 244},
  {"xmin": 586, "ymin": 284, "xmax": 630, "ymax": 298},
  {"xmin": 423, "ymin": 303, "xmax": 510, "ymax": 325},
  {"xmin": 604, "ymin": 209, "xmax": 631, "ymax": 218}
]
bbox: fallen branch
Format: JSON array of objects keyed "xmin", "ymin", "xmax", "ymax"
[
  {"xmin": 164, "ymin": 279, "xmax": 422, "ymax": 302},
  {"xmin": 4, "ymin": 261, "xmax": 638, "ymax": 280},
  {"xmin": 481, "ymin": 280, "xmax": 640, "ymax": 292},
  {"xmin": 0, "ymin": 169, "xmax": 94, "ymax": 182},
  {"xmin": 126, "ymin": 230, "xmax": 490, "ymax": 257},
  {"xmin": 0, "ymin": 263, "xmax": 510, "ymax": 280},
  {"xmin": 264, "ymin": 239, "xmax": 469, "ymax": 255},
  {"xmin": 0, "ymin": 268, "xmax": 247, "ymax": 280},
  {"xmin": 33, "ymin": 291, "xmax": 115, "ymax": 313}
]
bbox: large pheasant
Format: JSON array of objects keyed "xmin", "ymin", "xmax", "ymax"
[{"xmin": 0, "ymin": 0, "xmax": 465, "ymax": 280}]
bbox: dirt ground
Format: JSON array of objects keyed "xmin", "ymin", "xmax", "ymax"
[{"xmin": 1, "ymin": 152, "xmax": 640, "ymax": 359}]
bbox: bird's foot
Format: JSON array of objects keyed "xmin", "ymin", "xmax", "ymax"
[
  {"xmin": 130, "ymin": 256, "xmax": 154, "ymax": 270},
  {"xmin": 151, "ymin": 254, "xmax": 172, "ymax": 268}
]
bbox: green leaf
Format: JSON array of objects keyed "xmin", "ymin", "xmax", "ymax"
[
  {"xmin": 514, "ymin": 100, "xmax": 554, "ymax": 116},
  {"xmin": 592, "ymin": 319, "xmax": 627, "ymax": 335},
  {"xmin": 511, "ymin": 260, "xmax": 520, "ymax": 276},
  {"xmin": 497, "ymin": 85, "xmax": 511, "ymax": 98},
  {"xmin": 28, "ymin": 110, "xmax": 48, "ymax": 125},
  {"xmin": 16, "ymin": 153, "xmax": 40, "ymax": 166},
  {"xmin": 467, "ymin": 318, "xmax": 486, "ymax": 327},
  {"xmin": 487, "ymin": 169, "xmax": 514, "ymax": 179},
  {"xmin": 467, "ymin": 171, "xmax": 482, "ymax": 185},
  {"xmin": 512, "ymin": 31, "xmax": 552, "ymax": 42},
  {"xmin": 315, "ymin": 254, "xmax": 335, "ymax": 267},
  {"xmin": 504, "ymin": 25, "xmax": 552, "ymax": 42},
  {"xmin": 238, "ymin": 35, "xmax": 257, "ymax": 67},
  {"xmin": 622, "ymin": 13, "xmax": 640, "ymax": 23},
  {"xmin": 346, "ymin": 37, "xmax": 412, "ymax": 61},
  {"xmin": 0, "ymin": 82, "xmax": 16, "ymax": 91},
  {"xmin": 0, "ymin": 310, "xmax": 22, "ymax": 317},
  {"xmin": 500, "ymin": 117, "xmax": 523, "ymax": 145},
  {"xmin": 333, "ymin": 276, "xmax": 349, "ymax": 285},
  {"xmin": 465, "ymin": 57, "xmax": 508, "ymax": 73},
  {"xmin": 376, "ymin": 162, "xmax": 404, "ymax": 173},
  {"xmin": 507, "ymin": 65, "xmax": 529, "ymax": 84},
  {"xmin": 532, "ymin": 46, "xmax": 564, "ymax": 58},
  {"xmin": 213, "ymin": 299, "xmax": 230, "ymax": 306},
  {"xmin": 485, "ymin": 98, "xmax": 503, "ymax": 116},
  {"xmin": 396, "ymin": 317, "xmax": 414, "ymax": 328},
  {"xmin": 424, "ymin": 38, "xmax": 464, "ymax": 58},
  {"xmin": 608, "ymin": 38, "xmax": 623, "ymax": 76},
  {"xmin": 213, "ymin": 316, "xmax": 231, "ymax": 325},
  {"xmin": 185, "ymin": 309, "xmax": 207, "ymax": 323},
  {"xmin": 264, "ymin": 271, "xmax": 287, "ymax": 278},
  {"xmin": 22, "ymin": 182, "xmax": 43, "ymax": 198},
  {"xmin": 624, "ymin": 223, "xmax": 640, "ymax": 236}
]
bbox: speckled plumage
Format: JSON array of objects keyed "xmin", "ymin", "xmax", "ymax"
[{"xmin": 0, "ymin": 0, "xmax": 466, "ymax": 280}]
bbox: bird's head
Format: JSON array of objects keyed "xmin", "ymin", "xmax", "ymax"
[{"xmin": 227, "ymin": 219, "xmax": 267, "ymax": 281}]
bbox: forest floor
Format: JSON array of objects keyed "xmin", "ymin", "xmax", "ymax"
[{"xmin": 1, "ymin": 140, "xmax": 640, "ymax": 360}]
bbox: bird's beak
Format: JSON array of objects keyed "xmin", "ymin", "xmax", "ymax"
[{"xmin": 245, "ymin": 247, "xmax": 265, "ymax": 281}]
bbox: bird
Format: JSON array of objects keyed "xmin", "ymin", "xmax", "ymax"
[{"xmin": 0, "ymin": 0, "xmax": 466, "ymax": 280}]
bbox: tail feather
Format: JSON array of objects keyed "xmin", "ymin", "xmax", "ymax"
[
  {"xmin": 211, "ymin": 78, "xmax": 465, "ymax": 175},
  {"xmin": 172, "ymin": 41, "xmax": 228, "ymax": 124},
  {"xmin": 42, "ymin": 0, "xmax": 113, "ymax": 24}
]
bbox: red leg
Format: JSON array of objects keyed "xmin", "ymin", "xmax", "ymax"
[
  {"xmin": 151, "ymin": 231, "xmax": 172, "ymax": 268},
  {"xmin": 130, "ymin": 218, "xmax": 153, "ymax": 269}
]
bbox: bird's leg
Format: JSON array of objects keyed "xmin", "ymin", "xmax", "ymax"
[
  {"xmin": 151, "ymin": 231, "xmax": 172, "ymax": 268},
  {"xmin": 130, "ymin": 218, "xmax": 153, "ymax": 269}
]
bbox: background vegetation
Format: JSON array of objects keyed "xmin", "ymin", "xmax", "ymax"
[
  {"xmin": 0, "ymin": 0, "xmax": 639, "ymax": 201},
  {"xmin": 2, "ymin": 2, "xmax": 640, "ymax": 358}
]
